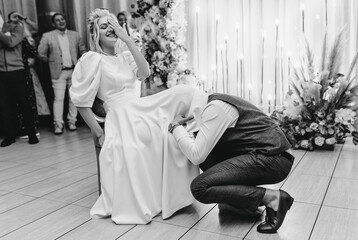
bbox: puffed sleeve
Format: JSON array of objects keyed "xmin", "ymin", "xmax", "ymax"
[{"xmin": 70, "ymin": 51, "xmax": 102, "ymax": 107}]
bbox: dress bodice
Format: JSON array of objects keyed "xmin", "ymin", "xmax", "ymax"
[
  {"xmin": 70, "ymin": 51, "xmax": 139, "ymax": 108},
  {"xmin": 96, "ymin": 54, "xmax": 137, "ymax": 102}
]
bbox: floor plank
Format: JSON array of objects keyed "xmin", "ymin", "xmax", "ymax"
[
  {"xmin": 57, "ymin": 218, "xmax": 135, "ymax": 240},
  {"xmin": 181, "ymin": 229, "xmax": 242, "ymax": 240},
  {"xmin": 281, "ymin": 172, "xmax": 330, "ymax": 205},
  {"xmin": 0, "ymin": 198, "xmax": 67, "ymax": 237},
  {"xmin": 42, "ymin": 175, "xmax": 98, "ymax": 204},
  {"xmin": 323, "ymin": 177, "xmax": 358, "ymax": 210},
  {"xmin": 0, "ymin": 192, "xmax": 36, "ymax": 213},
  {"xmin": 14, "ymin": 171, "xmax": 93, "ymax": 197},
  {"xmin": 310, "ymin": 206, "xmax": 358, "ymax": 240},
  {"xmin": 192, "ymin": 205, "xmax": 260, "ymax": 238},
  {"xmin": 1, "ymin": 205, "xmax": 90, "ymax": 240},
  {"xmin": 153, "ymin": 201, "xmax": 215, "ymax": 228},
  {"xmin": 292, "ymin": 145, "xmax": 342, "ymax": 177},
  {"xmin": 119, "ymin": 221, "xmax": 188, "ymax": 240}
]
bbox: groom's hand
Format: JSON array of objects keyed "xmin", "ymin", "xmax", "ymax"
[{"xmin": 174, "ymin": 115, "xmax": 194, "ymax": 126}]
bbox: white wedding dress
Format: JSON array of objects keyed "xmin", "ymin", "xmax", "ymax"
[{"xmin": 70, "ymin": 51, "xmax": 199, "ymax": 224}]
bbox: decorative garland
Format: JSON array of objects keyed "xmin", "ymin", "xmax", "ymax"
[{"xmin": 131, "ymin": 0, "xmax": 197, "ymax": 89}]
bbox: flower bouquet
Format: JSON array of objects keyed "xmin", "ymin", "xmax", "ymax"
[
  {"xmin": 271, "ymin": 30, "xmax": 358, "ymax": 150},
  {"xmin": 133, "ymin": 0, "xmax": 198, "ymax": 90}
]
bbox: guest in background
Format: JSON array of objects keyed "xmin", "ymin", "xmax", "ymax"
[
  {"xmin": 38, "ymin": 12, "xmax": 86, "ymax": 134},
  {"xmin": 116, "ymin": 11, "xmax": 142, "ymax": 51},
  {"xmin": 0, "ymin": 11, "xmax": 39, "ymax": 146},
  {"xmin": 7, "ymin": 11, "xmax": 49, "ymax": 138}
]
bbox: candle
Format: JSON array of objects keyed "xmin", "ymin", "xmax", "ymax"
[
  {"xmin": 274, "ymin": 20, "xmax": 279, "ymax": 108},
  {"xmin": 215, "ymin": 15, "xmax": 219, "ymax": 93},
  {"xmin": 287, "ymin": 54, "xmax": 292, "ymax": 92},
  {"xmin": 325, "ymin": 0, "xmax": 328, "ymax": 27},
  {"xmin": 224, "ymin": 34, "xmax": 229, "ymax": 94},
  {"xmin": 211, "ymin": 64, "xmax": 216, "ymax": 92},
  {"xmin": 301, "ymin": 4, "xmax": 305, "ymax": 33},
  {"xmin": 220, "ymin": 45, "xmax": 225, "ymax": 93},
  {"xmin": 248, "ymin": 83, "xmax": 252, "ymax": 102},
  {"xmin": 195, "ymin": 8, "xmax": 200, "ymax": 71},
  {"xmin": 236, "ymin": 23, "xmax": 239, "ymax": 95},
  {"xmin": 236, "ymin": 55, "xmax": 240, "ymax": 96},
  {"xmin": 260, "ymin": 31, "xmax": 266, "ymax": 105},
  {"xmin": 268, "ymin": 94, "xmax": 272, "ymax": 113},
  {"xmin": 201, "ymin": 75, "xmax": 207, "ymax": 92},
  {"xmin": 280, "ymin": 44, "xmax": 284, "ymax": 105},
  {"xmin": 240, "ymin": 54, "xmax": 244, "ymax": 98}
]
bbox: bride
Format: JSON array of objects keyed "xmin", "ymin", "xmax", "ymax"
[{"xmin": 70, "ymin": 8, "xmax": 199, "ymax": 224}]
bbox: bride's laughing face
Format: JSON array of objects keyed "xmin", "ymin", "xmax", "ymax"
[{"xmin": 98, "ymin": 16, "xmax": 118, "ymax": 48}]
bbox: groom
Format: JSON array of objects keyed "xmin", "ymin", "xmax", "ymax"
[{"xmin": 169, "ymin": 90, "xmax": 294, "ymax": 234}]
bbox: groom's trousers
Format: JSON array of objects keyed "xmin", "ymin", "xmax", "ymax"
[{"xmin": 190, "ymin": 151, "xmax": 294, "ymax": 211}]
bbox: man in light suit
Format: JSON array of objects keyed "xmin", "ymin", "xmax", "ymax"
[{"xmin": 38, "ymin": 13, "xmax": 86, "ymax": 134}]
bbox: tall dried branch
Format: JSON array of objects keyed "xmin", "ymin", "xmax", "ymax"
[
  {"xmin": 320, "ymin": 31, "xmax": 327, "ymax": 72},
  {"xmin": 304, "ymin": 37, "xmax": 315, "ymax": 80},
  {"xmin": 327, "ymin": 29, "xmax": 345, "ymax": 80},
  {"xmin": 345, "ymin": 51, "xmax": 358, "ymax": 82}
]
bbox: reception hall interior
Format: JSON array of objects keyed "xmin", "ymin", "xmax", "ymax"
[{"xmin": 0, "ymin": 0, "xmax": 358, "ymax": 239}]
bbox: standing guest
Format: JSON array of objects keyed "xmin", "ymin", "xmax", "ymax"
[
  {"xmin": 169, "ymin": 91, "xmax": 294, "ymax": 233},
  {"xmin": 38, "ymin": 12, "xmax": 86, "ymax": 134},
  {"xmin": 0, "ymin": 11, "xmax": 39, "ymax": 146},
  {"xmin": 7, "ymin": 11, "xmax": 44, "ymax": 137},
  {"xmin": 116, "ymin": 11, "xmax": 142, "ymax": 51}
]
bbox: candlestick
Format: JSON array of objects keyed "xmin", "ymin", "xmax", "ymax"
[
  {"xmin": 248, "ymin": 83, "xmax": 252, "ymax": 102},
  {"xmin": 268, "ymin": 94, "xmax": 272, "ymax": 113},
  {"xmin": 224, "ymin": 35, "xmax": 229, "ymax": 94},
  {"xmin": 260, "ymin": 31, "xmax": 265, "ymax": 105},
  {"xmin": 196, "ymin": 8, "xmax": 200, "ymax": 72},
  {"xmin": 220, "ymin": 45, "xmax": 225, "ymax": 93},
  {"xmin": 215, "ymin": 15, "xmax": 219, "ymax": 92},
  {"xmin": 240, "ymin": 54, "xmax": 244, "ymax": 98},
  {"xmin": 236, "ymin": 23, "xmax": 239, "ymax": 96},
  {"xmin": 211, "ymin": 64, "xmax": 216, "ymax": 92},
  {"xmin": 274, "ymin": 20, "xmax": 279, "ymax": 108},
  {"xmin": 236, "ymin": 55, "xmax": 239, "ymax": 96},
  {"xmin": 325, "ymin": 0, "xmax": 328, "ymax": 27},
  {"xmin": 287, "ymin": 53, "xmax": 291, "ymax": 92},
  {"xmin": 280, "ymin": 45, "xmax": 284, "ymax": 105},
  {"xmin": 201, "ymin": 75, "xmax": 207, "ymax": 92},
  {"xmin": 301, "ymin": 4, "xmax": 305, "ymax": 33}
]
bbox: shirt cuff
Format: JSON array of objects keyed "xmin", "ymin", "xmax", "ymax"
[{"xmin": 172, "ymin": 125, "xmax": 189, "ymax": 140}]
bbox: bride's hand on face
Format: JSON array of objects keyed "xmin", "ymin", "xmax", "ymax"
[{"xmin": 107, "ymin": 17, "xmax": 130, "ymax": 43}]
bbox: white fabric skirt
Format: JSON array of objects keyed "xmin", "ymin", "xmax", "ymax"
[{"xmin": 90, "ymin": 86, "xmax": 200, "ymax": 224}]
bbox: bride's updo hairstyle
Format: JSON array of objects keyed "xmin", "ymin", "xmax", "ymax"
[{"xmin": 88, "ymin": 8, "xmax": 118, "ymax": 54}]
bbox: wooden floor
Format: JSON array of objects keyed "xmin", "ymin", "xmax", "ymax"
[{"xmin": 0, "ymin": 126, "xmax": 357, "ymax": 240}]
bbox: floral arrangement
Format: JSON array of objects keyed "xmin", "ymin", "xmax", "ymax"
[
  {"xmin": 132, "ymin": 0, "xmax": 198, "ymax": 89},
  {"xmin": 271, "ymin": 30, "xmax": 358, "ymax": 150}
]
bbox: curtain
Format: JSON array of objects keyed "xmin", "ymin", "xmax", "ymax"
[
  {"xmin": 185, "ymin": 0, "xmax": 358, "ymax": 107},
  {"xmin": 0, "ymin": 0, "xmax": 38, "ymax": 24}
]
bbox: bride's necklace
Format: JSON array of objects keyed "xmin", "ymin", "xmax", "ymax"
[{"xmin": 102, "ymin": 51, "xmax": 116, "ymax": 57}]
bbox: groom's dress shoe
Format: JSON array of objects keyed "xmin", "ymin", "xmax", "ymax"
[{"xmin": 257, "ymin": 190, "xmax": 294, "ymax": 233}]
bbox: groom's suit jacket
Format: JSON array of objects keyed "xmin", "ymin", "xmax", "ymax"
[{"xmin": 38, "ymin": 29, "xmax": 86, "ymax": 80}]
